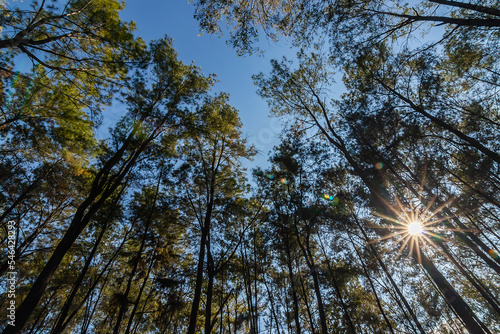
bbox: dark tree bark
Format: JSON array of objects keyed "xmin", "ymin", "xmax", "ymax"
[
  {"xmin": 298, "ymin": 272, "xmax": 317, "ymax": 334},
  {"xmin": 51, "ymin": 219, "xmax": 109, "ymax": 334},
  {"xmin": 351, "ymin": 216, "xmax": 426, "ymax": 334},
  {"xmin": 433, "ymin": 238, "xmax": 500, "ymax": 318},
  {"xmin": 349, "ymin": 234, "xmax": 395, "ymax": 334},
  {"xmin": 51, "ymin": 185, "xmax": 126, "ymax": 334},
  {"xmin": 416, "ymin": 249, "xmax": 491, "ymax": 334},
  {"xmin": 204, "ymin": 236, "xmax": 215, "ymax": 334},
  {"xmin": 317, "ymin": 236, "xmax": 357, "ymax": 334},
  {"xmin": 263, "ymin": 279, "xmax": 281, "ymax": 334},
  {"xmin": 292, "ymin": 219, "xmax": 327, "ymax": 334},
  {"xmin": 187, "ymin": 193, "xmax": 214, "ymax": 334},
  {"xmin": 282, "ymin": 222, "xmax": 302, "ymax": 334},
  {"xmin": 58, "ymin": 227, "xmax": 131, "ymax": 332},
  {"xmin": 124, "ymin": 254, "xmax": 156, "ymax": 334},
  {"xmin": 113, "ymin": 177, "xmax": 160, "ymax": 334}
]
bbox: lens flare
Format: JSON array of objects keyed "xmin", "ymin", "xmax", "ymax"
[
  {"xmin": 366, "ymin": 163, "xmax": 481, "ymax": 266},
  {"xmin": 407, "ymin": 221, "xmax": 423, "ymax": 236}
]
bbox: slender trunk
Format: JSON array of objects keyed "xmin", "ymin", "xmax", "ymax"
[
  {"xmin": 317, "ymin": 235, "xmax": 357, "ymax": 334},
  {"xmin": 59, "ymin": 227, "xmax": 131, "ymax": 332},
  {"xmin": 51, "ymin": 219, "xmax": 109, "ymax": 334},
  {"xmin": 291, "ymin": 216, "xmax": 327, "ymax": 334},
  {"xmin": 352, "ymin": 216, "xmax": 425, "ymax": 334},
  {"xmin": 264, "ymin": 278, "xmax": 281, "ymax": 334},
  {"xmin": 187, "ymin": 225, "xmax": 208, "ymax": 333},
  {"xmin": 187, "ymin": 201, "xmax": 213, "ymax": 334},
  {"xmin": 308, "ymin": 241, "xmax": 326, "ymax": 332},
  {"xmin": 252, "ymin": 226, "xmax": 259, "ymax": 333},
  {"xmin": 51, "ymin": 188, "xmax": 125, "ymax": 334},
  {"xmin": 80, "ymin": 271, "xmax": 108, "ymax": 334},
  {"xmin": 220, "ymin": 269, "xmax": 224, "ymax": 334},
  {"xmin": 309, "ymin": 263, "xmax": 327, "ymax": 334},
  {"xmin": 416, "ymin": 248, "xmax": 490, "ymax": 334},
  {"xmin": 242, "ymin": 247, "xmax": 256, "ymax": 334},
  {"xmin": 433, "ymin": 238, "xmax": 500, "ymax": 317},
  {"xmin": 428, "ymin": 0, "xmax": 500, "ymax": 17},
  {"xmin": 283, "ymin": 283, "xmax": 292, "ymax": 334},
  {"xmin": 124, "ymin": 254, "xmax": 156, "ymax": 334},
  {"xmin": 113, "ymin": 178, "xmax": 160, "ymax": 334},
  {"xmin": 131, "ymin": 285, "xmax": 155, "ymax": 334},
  {"xmin": 298, "ymin": 272, "xmax": 317, "ymax": 334},
  {"xmin": 349, "ymin": 235, "xmax": 395, "ymax": 334},
  {"xmin": 205, "ymin": 236, "xmax": 215, "ymax": 334},
  {"xmin": 284, "ymin": 237, "xmax": 302, "ymax": 334}
]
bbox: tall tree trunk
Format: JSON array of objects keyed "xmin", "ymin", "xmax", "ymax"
[
  {"xmin": 124, "ymin": 254, "xmax": 156, "ymax": 334},
  {"xmin": 284, "ymin": 236, "xmax": 302, "ymax": 334},
  {"xmin": 416, "ymin": 248, "xmax": 490, "ymax": 334},
  {"xmin": 351, "ymin": 215, "xmax": 426, "ymax": 334},
  {"xmin": 80, "ymin": 271, "xmax": 108, "ymax": 334},
  {"xmin": 131, "ymin": 284, "xmax": 155, "ymax": 334},
  {"xmin": 113, "ymin": 177, "xmax": 160, "ymax": 334},
  {"xmin": 205, "ymin": 236, "xmax": 215, "ymax": 334},
  {"xmin": 292, "ymin": 221, "xmax": 327, "ymax": 334},
  {"xmin": 298, "ymin": 273, "xmax": 317, "ymax": 334},
  {"xmin": 242, "ymin": 246, "xmax": 257, "ymax": 334},
  {"xmin": 263, "ymin": 278, "xmax": 281, "ymax": 334},
  {"xmin": 59, "ymin": 227, "xmax": 131, "ymax": 332},
  {"xmin": 433, "ymin": 237, "xmax": 500, "ymax": 317},
  {"xmin": 349, "ymin": 234, "xmax": 395, "ymax": 334},
  {"xmin": 309, "ymin": 260, "xmax": 327, "ymax": 334},
  {"xmin": 52, "ymin": 186, "xmax": 125, "ymax": 334},
  {"xmin": 252, "ymin": 225, "xmax": 259, "ymax": 333},
  {"xmin": 317, "ymin": 235, "xmax": 357, "ymax": 334},
  {"xmin": 51, "ymin": 219, "xmax": 109, "ymax": 334},
  {"xmin": 187, "ymin": 189, "xmax": 214, "ymax": 334}
]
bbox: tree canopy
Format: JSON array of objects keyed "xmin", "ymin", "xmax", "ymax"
[{"xmin": 0, "ymin": 0, "xmax": 499, "ymax": 333}]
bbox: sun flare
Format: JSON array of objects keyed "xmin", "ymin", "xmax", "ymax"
[
  {"xmin": 407, "ymin": 221, "xmax": 423, "ymax": 236},
  {"xmin": 365, "ymin": 165, "xmax": 478, "ymax": 266}
]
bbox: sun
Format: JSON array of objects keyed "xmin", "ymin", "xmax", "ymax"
[
  {"xmin": 369, "ymin": 188, "xmax": 464, "ymax": 264},
  {"xmin": 407, "ymin": 221, "xmax": 424, "ymax": 236},
  {"xmin": 368, "ymin": 188, "xmax": 454, "ymax": 260},
  {"xmin": 366, "ymin": 166, "xmax": 476, "ymax": 264}
]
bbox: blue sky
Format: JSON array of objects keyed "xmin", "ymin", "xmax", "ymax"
[{"xmin": 116, "ymin": 0, "xmax": 298, "ymax": 172}]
